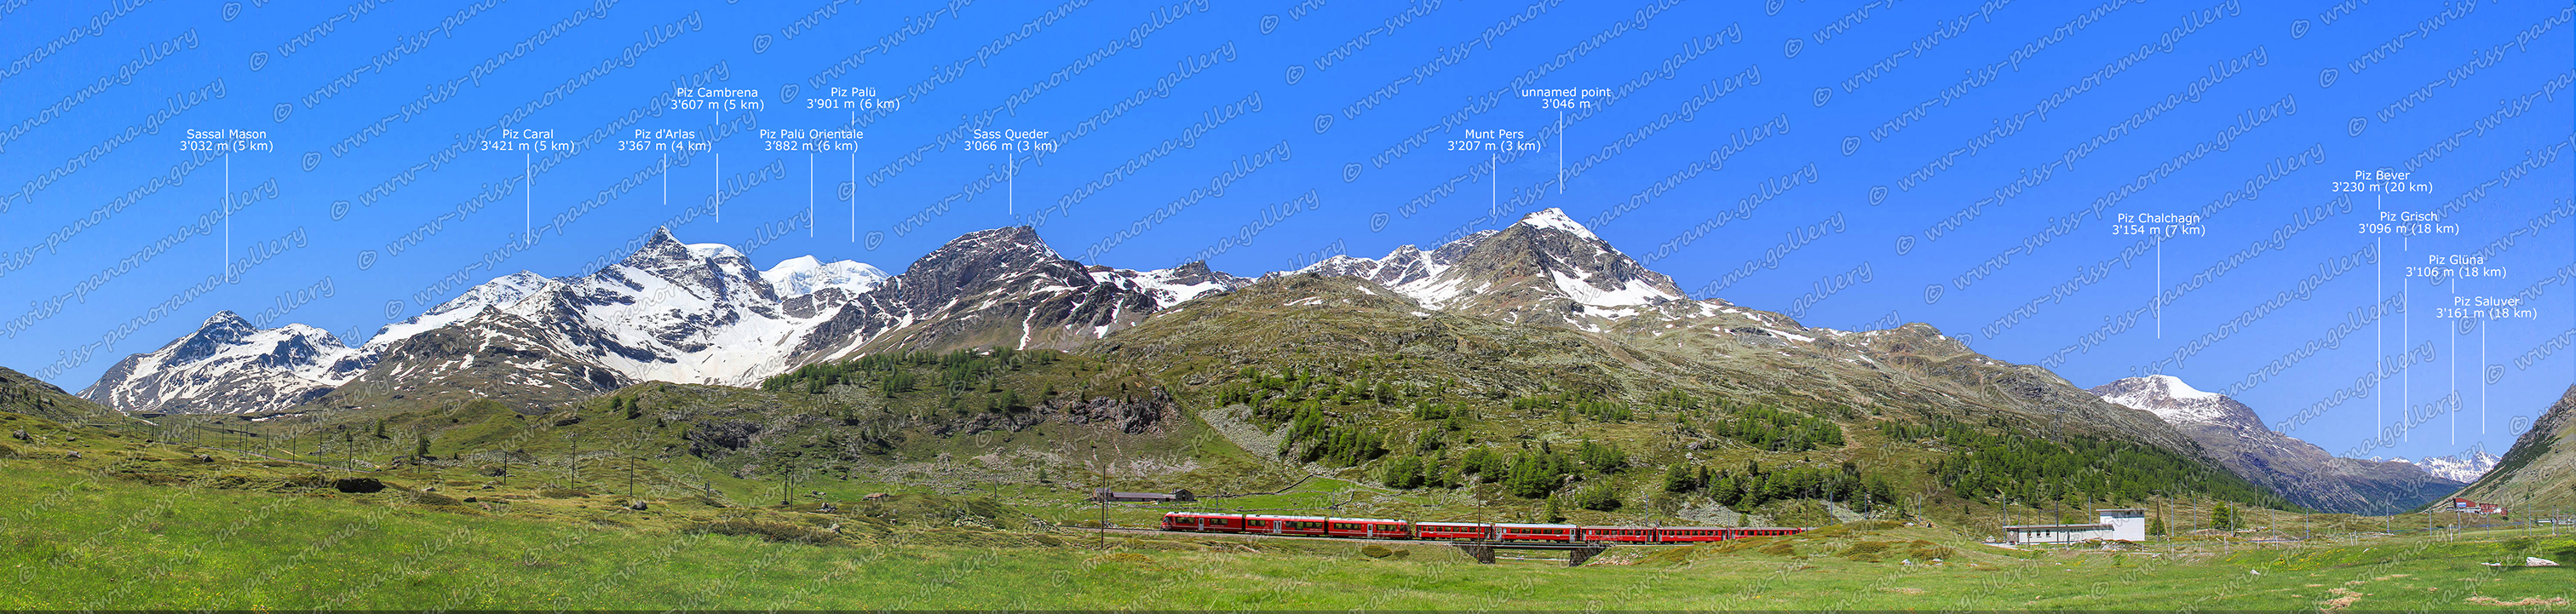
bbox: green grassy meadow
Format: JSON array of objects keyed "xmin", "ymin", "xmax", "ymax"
[{"xmin": 7, "ymin": 449, "xmax": 2574, "ymax": 611}]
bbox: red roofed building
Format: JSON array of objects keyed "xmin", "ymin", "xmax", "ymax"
[{"xmin": 2445, "ymin": 497, "xmax": 2507, "ymax": 516}]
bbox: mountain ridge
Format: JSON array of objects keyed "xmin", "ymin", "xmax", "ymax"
[{"xmin": 2089, "ymin": 375, "xmax": 2462, "ymax": 514}]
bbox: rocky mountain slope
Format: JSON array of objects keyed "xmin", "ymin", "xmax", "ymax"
[
  {"xmin": 1081, "ymin": 210, "xmax": 2307, "ymax": 513},
  {"xmin": 2448, "ymin": 385, "xmax": 2576, "ymax": 513},
  {"xmin": 4, "ymin": 366, "xmax": 135, "ymax": 426},
  {"xmin": 1288, "ymin": 208, "xmax": 1685, "ymax": 330},
  {"xmin": 785, "ymin": 227, "xmax": 1250, "ymax": 364},
  {"xmin": 2089, "ymin": 375, "xmax": 2462, "ymax": 515}
]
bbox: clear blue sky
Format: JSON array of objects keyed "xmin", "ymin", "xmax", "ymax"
[{"xmin": 1, "ymin": 0, "xmax": 2567, "ymax": 465}]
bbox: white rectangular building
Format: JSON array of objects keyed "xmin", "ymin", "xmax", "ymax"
[{"xmin": 2004, "ymin": 508, "xmax": 2148, "ymax": 543}]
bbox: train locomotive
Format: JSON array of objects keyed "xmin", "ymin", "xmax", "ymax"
[{"xmin": 1159, "ymin": 512, "xmax": 1805, "ymax": 543}]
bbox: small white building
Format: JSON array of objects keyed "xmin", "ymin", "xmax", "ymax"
[
  {"xmin": 2097, "ymin": 508, "xmax": 2147, "ymax": 541},
  {"xmin": 2004, "ymin": 508, "xmax": 2148, "ymax": 543}
]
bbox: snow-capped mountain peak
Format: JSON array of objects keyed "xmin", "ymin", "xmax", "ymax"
[
  {"xmin": 2394, "ymin": 449, "xmax": 2501, "ymax": 483},
  {"xmin": 2149, "ymin": 374, "xmax": 2218, "ymax": 400},
  {"xmin": 78, "ymin": 311, "xmax": 365, "ymax": 414},
  {"xmin": 1095, "ymin": 261, "xmax": 1252, "ymax": 306},
  {"xmin": 1289, "ymin": 208, "xmax": 1681, "ymax": 319},
  {"xmin": 2090, "ymin": 375, "xmax": 2251, "ymax": 426},
  {"xmin": 368, "ymin": 271, "xmax": 551, "ymax": 347},
  {"xmin": 761, "ymin": 255, "xmax": 888, "ymax": 298},
  {"xmin": 1517, "ymin": 207, "xmax": 1597, "ymax": 240}
]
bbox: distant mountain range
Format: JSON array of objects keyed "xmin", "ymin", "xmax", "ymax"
[
  {"xmin": 2388, "ymin": 450, "xmax": 2501, "ymax": 484},
  {"xmin": 80, "ymin": 227, "xmax": 1242, "ymax": 415},
  {"xmin": 68, "ymin": 208, "xmax": 2320, "ymax": 513},
  {"xmin": 2090, "ymin": 375, "xmax": 2463, "ymax": 515}
]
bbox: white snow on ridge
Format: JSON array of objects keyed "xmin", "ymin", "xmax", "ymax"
[
  {"xmin": 2094, "ymin": 375, "xmax": 2236, "ymax": 426},
  {"xmin": 367, "ymin": 273, "xmax": 553, "ymax": 349},
  {"xmin": 1129, "ymin": 269, "xmax": 1230, "ymax": 304},
  {"xmin": 762, "ymin": 255, "xmax": 889, "ymax": 297},
  {"xmin": 2149, "ymin": 374, "xmax": 2219, "ymax": 400},
  {"xmin": 1520, "ymin": 207, "xmax": 1596, "ymax": 240}
]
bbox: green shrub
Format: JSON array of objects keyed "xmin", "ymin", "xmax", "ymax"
[
  {"xmin": 1570, "ymin": 481, "xmax": 1622, "ymax": 512},
  {"xmin": 684, "ymin": 520, "xmax": 840, "ymax": 546}
]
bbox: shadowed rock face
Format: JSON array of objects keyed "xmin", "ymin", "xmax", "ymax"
[{"xmin": 2090, "ymin": 376, "xmax": 2464, "ymax": 514}]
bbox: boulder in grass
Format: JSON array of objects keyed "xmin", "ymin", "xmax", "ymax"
[{"xmin": 2530, "ymin": 557, "xmax": 2561, "ymax": 567}]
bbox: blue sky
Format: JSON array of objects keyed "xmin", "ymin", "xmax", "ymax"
[{"xmin": 1, "ymin": 0, "xmax": 2567, "ymax": 465}]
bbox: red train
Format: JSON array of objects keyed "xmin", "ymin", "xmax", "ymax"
[{"xmin": 1159, "ymin": 512, "xmax": 1805, "ymax": 543}]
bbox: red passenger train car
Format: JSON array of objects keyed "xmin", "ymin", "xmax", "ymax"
[{"xmin": 1159, "ymin": 513, "xmax": 1806, "ymax": 544}]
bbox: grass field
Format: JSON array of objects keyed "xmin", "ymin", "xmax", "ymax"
[{"xmin": 7, "ymin": 450, "xmax": 2575, "ymax": 611}]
